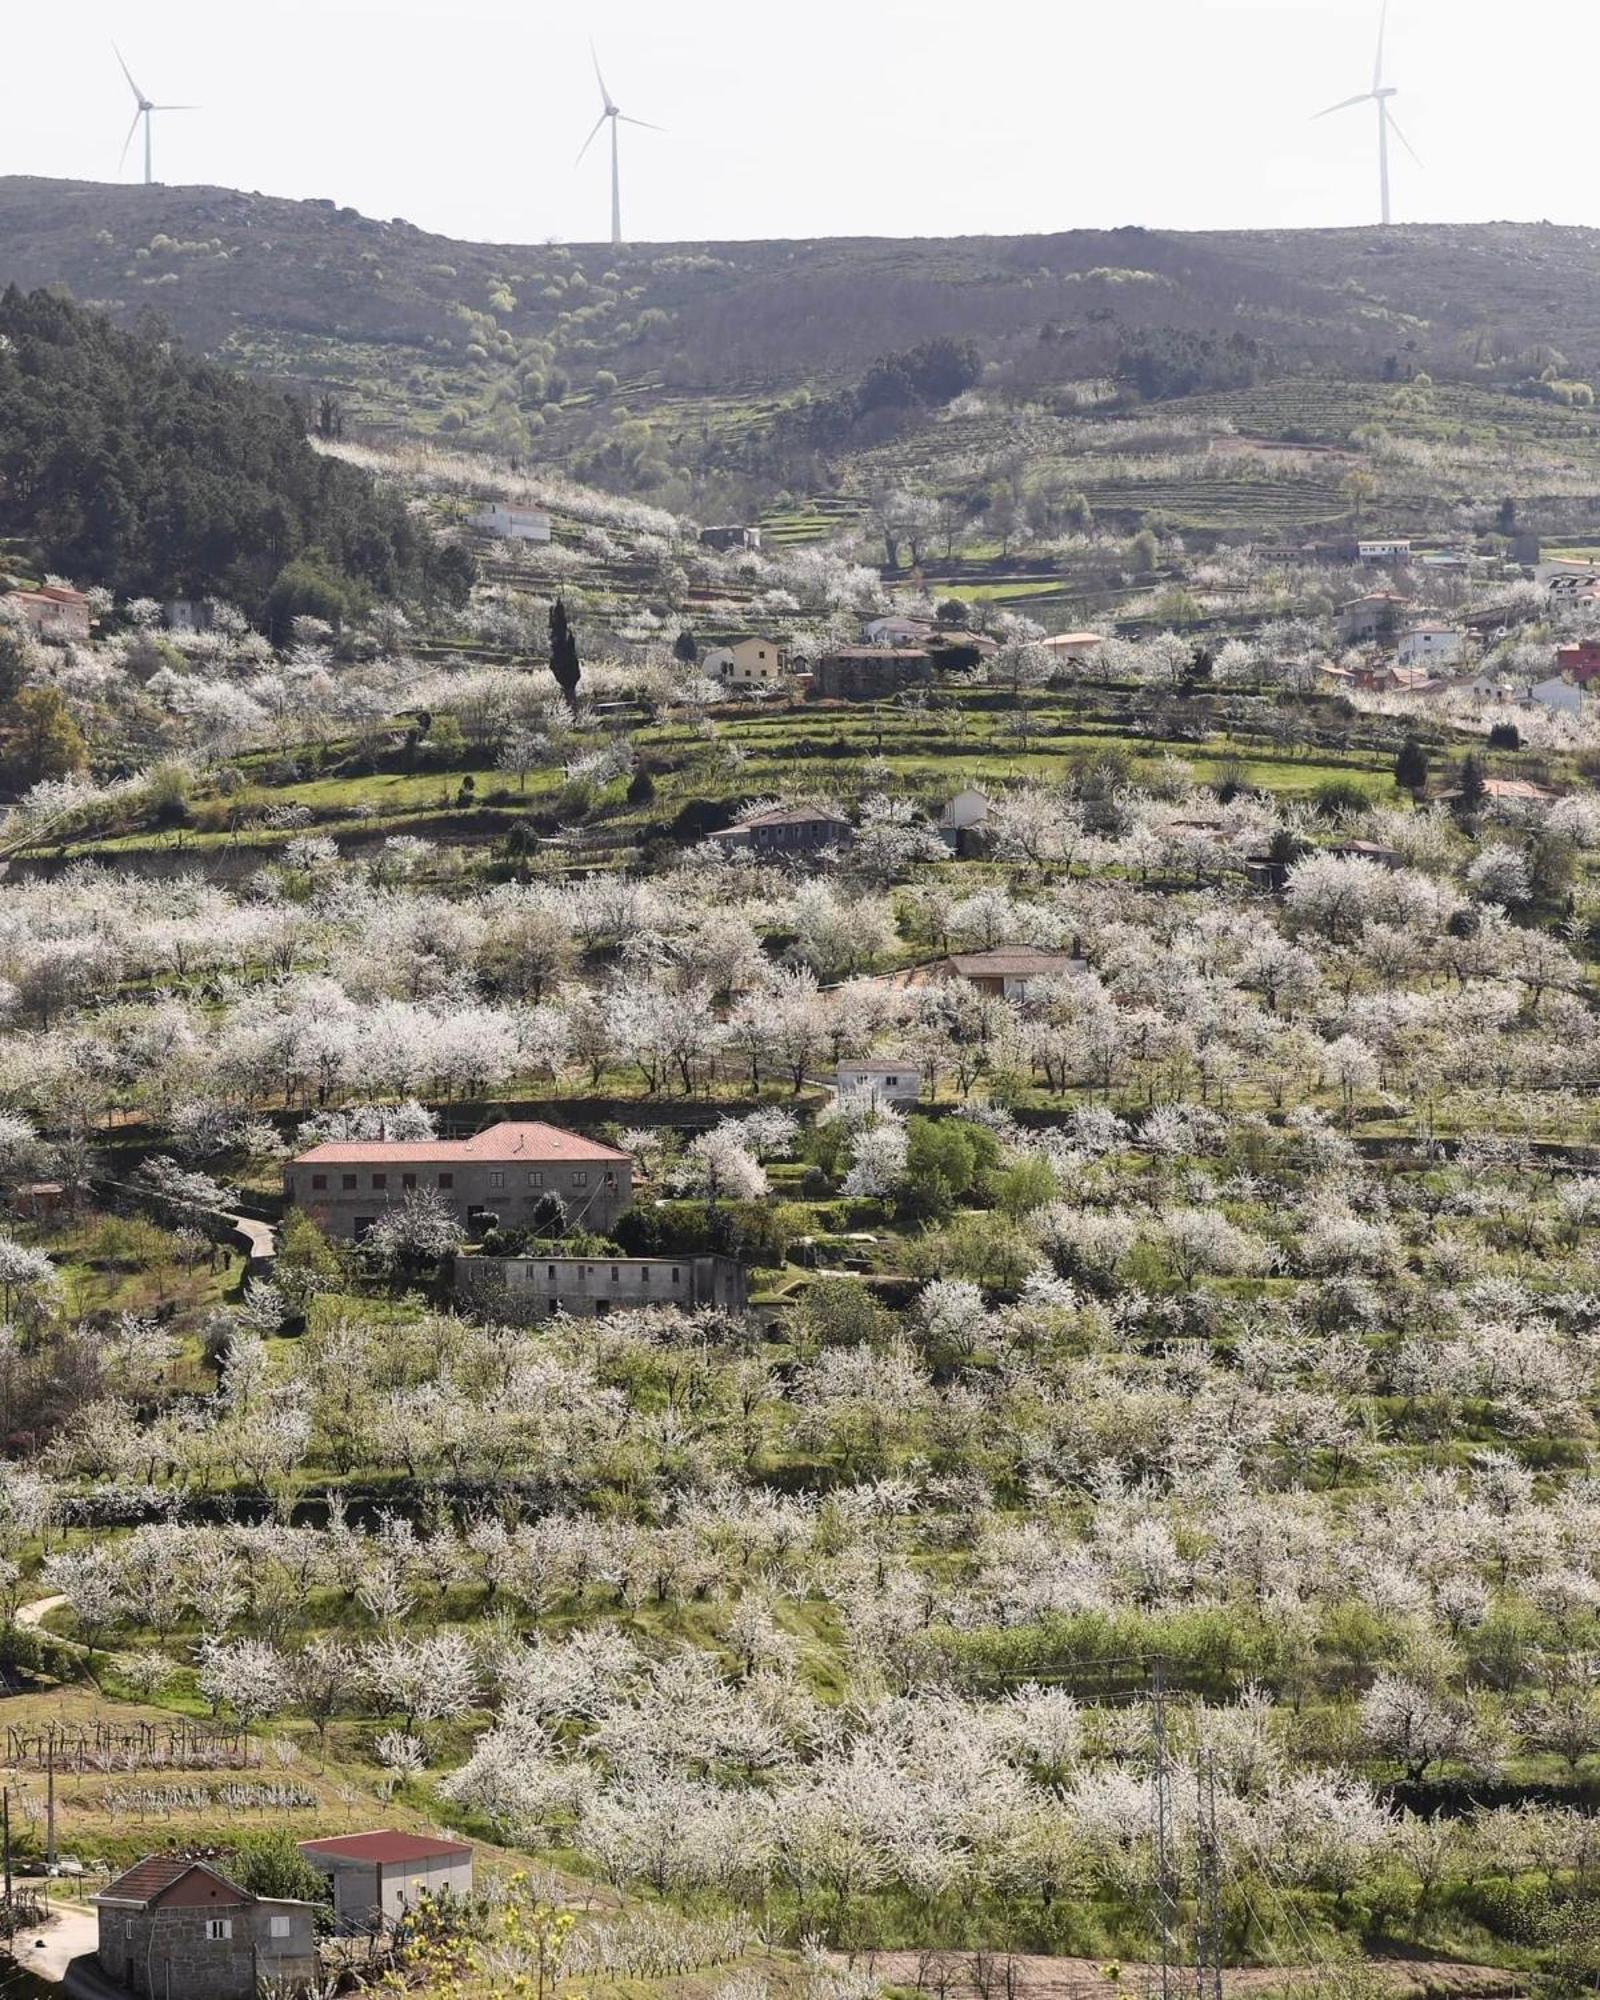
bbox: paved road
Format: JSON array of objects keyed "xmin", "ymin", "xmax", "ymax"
[{"xmin": 228, "ymin": 1212, "xmax": 278, "ymax": 1266}]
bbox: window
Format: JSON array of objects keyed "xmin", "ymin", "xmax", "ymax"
[
  {"xmin": 342, "ymin": 1173, "xmax": 357, "ymax": 1191},
  {"xmin": 372, "ymin": 1173, "xmax": 387, "ymax": 1190},
  {"xmin": 572, "ymin": 1170, "xmax": 588, "ymax": 1188},
  {"xmin": 610, "ymin": 1266, "xmax": 619, "ymax": 1282},
  {"xmin": 489, "ymin": 1170, "xmax": 505, "ymax": 1190},
  {"xmin": 311, "ymin": 1174, "xmax": 327, "ymax": 1192},
  {"xmin": 527, "ymin": 1170, "xmax": 543, "ymax": 1188},
  {"xmin": 547, "ymin": 1265, "xmax": 556, "ymax": 1280},
  {"xmin": 603, "ymin": 1170, "xmax": 616, "ymax": 1189},
  {"xmin": 641, "ymin": 1266, "xmax": 650, "ymax": 1283},
  {"xmin": 401, "ymin": 1173, "xmax": 417, "ymax": 1190},
  {"xmin": 438, "ymin": 1172, "xmax": 453, "ymax": 1189},
  {"xmin": 671, "ymin": 1266, "xmax": 681, "ymax": 1283},
  {"xmin": 269, "ymin": 1915, "xmax": 291, "ymax": 1940},
  {"xmin": 205, "ymin": 1919, "xmax": 233, "ymax": 1942}
]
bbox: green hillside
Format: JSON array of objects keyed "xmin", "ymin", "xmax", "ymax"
[{"xmin": 6, "ymin": 177, "xmax": 1600, "ymax": 520}]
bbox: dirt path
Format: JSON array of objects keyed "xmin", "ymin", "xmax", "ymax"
[
  {"xmin": 16, "ymin": 1595, "xmax": 68, "ymax": 1632},
  {"xmin": 10, "ymin": 1899, "xmax": 98, "ymax": 1984},
  {"xmin": 833, "ymin": 1947, "xmax": 1525, "ymax": 1998}
]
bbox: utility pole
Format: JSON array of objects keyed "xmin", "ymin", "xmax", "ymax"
[
  {"xmin": 1150, "ymin": 1659, "xmax": 1178, "ymax": 2000},
  {"xmin": 45, "ymin": 1743, "xmax": 54, "ymax": 1873},
  {"xmin": 1194, "ymin": 1752, "xmax": 1224, "ymax": 2000}
]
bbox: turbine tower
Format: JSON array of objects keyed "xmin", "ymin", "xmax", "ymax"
[
  {"xmin": 1314, "ymin": 2, "xmax": 1419, "ymax": 226},
  {"xmin": 114, "ymin": 45, "xmax": 198, "ymax": 187},
  {"xmin": 576, "ymin": 45, "xmax": 661, "ymax": 248}
]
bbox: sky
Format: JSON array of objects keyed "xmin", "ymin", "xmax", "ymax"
[{"xmin": 4, "ymin": 0, "xmax": 1589, "ymax": 247}]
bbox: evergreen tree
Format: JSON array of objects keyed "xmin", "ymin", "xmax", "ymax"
[
  {"xmin": 1394, "ymin": 738, "xmax": 1430, "ymax": 794},
  {"xmin": 548, "ymin": 598, "xmax": 582, "ymax": 709}
]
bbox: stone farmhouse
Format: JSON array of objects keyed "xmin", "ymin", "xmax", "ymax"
[
  {"xmin": 285, "ymin": 1121, "xmax": 633, "ymax": 1241},
  {"xmin": 457, "ymin": 1252, "xmax": 747, "ymax": 1318},
  {"xmin": 299, "ymin": 1830, "xmax": 473, "ymax": 1933},
  {"xmin": 1, "ymin": 584, "xmax": 92, "ymax": 640},
  {"xmin": 812, "ymin": 648, "xmax": 933, "ymax": 700},
  {"xmin": 93, "ymin": 1854, "xmax": 317, "ymax": 1999},
  {"xmin": 707, "ymin": 804, "xmax": 852, "ymax": 856}
]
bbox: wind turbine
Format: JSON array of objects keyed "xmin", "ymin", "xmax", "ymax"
[
  {"xmin": 114, "ymin": 44, "xmax": 198, "ymax": 187},
  {"xmin": 1314, "ymin": 2, "xmax": 1419, "ymax": 226},
  {"xmin": 575, "ymin": 45, "xmax": 661, "ymax": 248}
]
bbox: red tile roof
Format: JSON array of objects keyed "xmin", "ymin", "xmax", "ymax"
[
  {"xmin": 292, "ymin": 1121, "xmax": 631, "ymax": 1168},
  {"xmin": 97, "ymin": 1856, "xmax": 245, "ymax": 1907},
  {"xmin": 299, "ymin": 1831, "xmax": 472, "ymax": 1865}
]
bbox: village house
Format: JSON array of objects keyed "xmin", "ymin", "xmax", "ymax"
[
  {"xmin": 466, "ymin": 502, "xmax": 552, "ymax": 543},
  {"xmin": 812, "ymin": 648, "xmax": 933, "ymax": 701},
  {"xmin": 1554, "ymin": 639, "xmax": 1600, "ymax": 683},
  {"xmin": 707, "ymin": 803, "xmax": 853, "ymax": 856},
  {"xmin": 284, "ymin": 1121, "xmax": 633, "ymax": 1241},
  {"xmin": 928, "ymin": 947, "xmax": 1086, "ymax": 999},
  {"xmin": 1523, "ymin": 675, "xmax": 1585, "ymax": 717},
  {"xmin": 1339, "ymin": 592, "xmax": 1411, "ymax": 644},
  {"xmin": 1, "ymin": 584, "xmax": 91, "ymax": 640},
  {"xmin": 703, "ymin": 636, "xmax": 785, "ymax": 686},
  {"xmin": 299, "ymin": 1832, "xmax": 473, "ymax": 1934},
  {"xmin": 1357, "ymin": 537, "xmax": 1413, "ymax": 565},
  {"xmin": 93, "ymin": 1855, "xmax": 317, "ymax": 1999},
  {"xmin": 699, "ymin": 524, "xmax": 762, "ymax": 553},
  {"xmin": 1435, "ymin": 776, "xmax": 1559, "ymax": 807},
  {"xmin": 935, "ymin": 787, "xmax": 992, "ymax": 857},
  {"xmin": 862, "ymin": 614, "xmax": 932, "ymax": 647},
  {"xmin": 1396, "ymin": 623, "xmax": 1464, "ymax": 669},
  {"xmin": 456, "ymin": 1252, "xmax": 747, "ymax": 1319},
  {"xmin": 836, "ymin": 1059, "xmax": 923, "ymax": 1108},
  {"xmin": 1039, "ymin": 630, "xmax": 1106, "ymax": 661}
]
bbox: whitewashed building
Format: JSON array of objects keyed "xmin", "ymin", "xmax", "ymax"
[
  {"xmin": 467, "ymin": 502, "xmax": 552, "ymax": 543},
  {"xmin": 704, "ymin": 637, "xmax": 785, "ymax": 685},
  {"xmin": 837, "ymin": 1060, "xmax": 924, "ymax": 1108},
  {"xmin": 1397, "ymin": 624, "xmax": 1464, "ymax": 669}
]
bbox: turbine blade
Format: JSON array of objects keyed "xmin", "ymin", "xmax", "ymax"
[
  {"xmin": 1373, "ymin": 0, "xmax": 1389, "ymax": 92},
  {"xmin": 575, "ymin": 112, "xmax": 607, "ymax": 165},
  {"xmin": 1314, "ymin": 92, "xmax": 1374, "ymax": 118},
  {"xmin": 112, "ymin": 41, "xmax": 146, "ymax": 103},
  {"xmin": 152, "ymin": 104, "xmax": 200, "ymax": 112},
  {"xmin": 1385, "ymin": 105, "xmax": 1421, "ymax": 165},
  {"xmin": 590, "ymin": 40, "xmax": 615, "ymax": 110},
  {"xmin": 617, "ymin": 115, "xmax": 663, "ymax": 132},
  {"xmin": 118, "ymin": 107, "xmax": 142, "ymax": 171}
]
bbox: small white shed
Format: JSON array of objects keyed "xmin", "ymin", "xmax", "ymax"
[{"xmin": 837, "ymin": 1060, "xmax": 923, "ymax": 1108}]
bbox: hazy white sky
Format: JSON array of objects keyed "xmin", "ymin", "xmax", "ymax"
[{"xmin": 5, "ymin": 0, "xmax": 1587, "ymax": 246}]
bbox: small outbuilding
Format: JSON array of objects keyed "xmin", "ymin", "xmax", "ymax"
[{"xmin": 298, "ymin": 1831, "xmax": 473, "ymax": 1934}]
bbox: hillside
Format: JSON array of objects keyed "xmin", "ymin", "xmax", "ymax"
[{"xmin": 7, "ymin": 177, "xmax": 1600, "ymax": 516}]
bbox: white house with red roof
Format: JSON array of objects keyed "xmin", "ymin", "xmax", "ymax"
[
  {"xmin": 299, "ymin": 1831, "xmax": 473, "ymax": 1932},
  {"xmin": 284, "ymin": 1120, "xmax": 633, "ymax": 1241}
]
